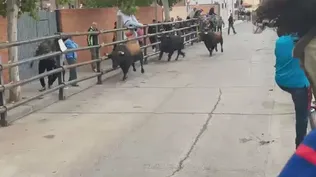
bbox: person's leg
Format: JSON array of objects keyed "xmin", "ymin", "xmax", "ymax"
[
  {"xmin": 232, "ymin": 25, "xmax": 237, "ymax": 34},
  {"xmin": 90, "ymin": 48, "xmax": 97, "ymax": 72},
  {"xmin": 67, "ymin": 59, "xmax": 78, "ymax": 86},
  {"xmin": 47, "ymin": 60, "xmax": 58, "ymax": 89},
  {"xmin": 280, "ymin": 86, "xmax": 309, "ymax": 148},
  {"xmin": 149, "ymin": 37, "xmax": 155, "ymax": 50},
  {"xmin": 228, "ymin": 24, "xmax": 231, "ymax": 35},
  {"xmin": 38, "ymin": 60, "xmax": 46, "ymax": 91}
]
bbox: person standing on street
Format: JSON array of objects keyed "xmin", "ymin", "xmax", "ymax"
[
  {"xmin": 217, "ymin": 16, "xmax": 225, "ymax": 32},
  {"xmin": 87, "ymin": 22, "xmax": 99, "ymax": 72},
  {"xmin": 275, "ymin": 27, "xmax": 311, "ymax": 149},
  {"xmin": 228, "ymin": 13, "xmax": 237, "ymax": 35},
  {"xmin": 63, "ymin": 36, "xmax": 79, "ymax": 87}
]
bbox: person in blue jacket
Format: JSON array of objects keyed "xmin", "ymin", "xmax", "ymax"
[
  {"xmin": 63, "ymin": 36, "xmax": 79, "ymax": 87},
  {"xmin": 275, "ymin": 27, "xmax": 311, "ymax": 149}
]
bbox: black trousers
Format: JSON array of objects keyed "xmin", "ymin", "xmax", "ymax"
[
  {"xmin": 38, "ymin": 59, "xmax": 58, "ymax": 88},
  {"xmin": 217, "ymin": 26, "xmax": 222, "ymax": 32},
  {"xmin": 279, "ymin": 85, "xmax": 310, "ymax": 148},
  {"xmin": 149, "ymin": 36, "xmax": 157, "ymax": 49},
  {"xmin": 228, "ymin": 24, "xmax": 236, "ymax": 34}
]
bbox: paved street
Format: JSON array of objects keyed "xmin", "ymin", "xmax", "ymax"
[{"xmin": 0, "ymin": 23, "xmax": 297, "ymax": 177}]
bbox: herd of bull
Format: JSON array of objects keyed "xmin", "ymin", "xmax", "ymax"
[
  {"xmin": 33, "ymin": 15, "xmax": 225, "ymax": 83},
  {"xmin": 108, "ymin": 16, "xmax": 224, "ymax": 81}
]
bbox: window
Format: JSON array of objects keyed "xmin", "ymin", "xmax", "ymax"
[{"xmin": 222, "ymin": 3, "xmax": 224, "ymax": 8}]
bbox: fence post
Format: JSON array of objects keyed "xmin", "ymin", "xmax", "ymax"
[
  {"xmin": 0, "ymin": 57, "xmax": 7, "ymax": 127},
  {"xmin": 143, "ymin": 26, "xmax": 148, "ymax": 64},
  {"xmin": 56, "ymin": 53, "xmax": 65, "ymax": 100},
  {"xmin": 195, "ymin": 19, "xmax": 199, "ymax": 43},
  {"xmin": 96, "ymin": 33, "xmax": 102, "ymax": 85},
  {"xmin": 116, "ymin": 13, "xmax": 123, "ymax": 42}
]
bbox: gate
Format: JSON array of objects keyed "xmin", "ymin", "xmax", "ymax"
[{"xmin": 17, "ymin": 11, "xmax": 58, "ymax": 80}]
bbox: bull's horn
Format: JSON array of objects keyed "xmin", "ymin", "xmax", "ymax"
[{"xmin": 119, "ymin": 51, "xmax": 125, "ymax": 55}]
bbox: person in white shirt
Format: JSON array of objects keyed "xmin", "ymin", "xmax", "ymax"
[{"xmin": 117, "ymin": 9, "xmax": 143, "ymax": 41}]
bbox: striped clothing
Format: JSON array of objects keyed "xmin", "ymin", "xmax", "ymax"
[{"xmin": 279, "ymin": 129, "xmax": 316, "ymax": 177}]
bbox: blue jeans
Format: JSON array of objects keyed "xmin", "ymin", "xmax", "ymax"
[
  {"xmin": 279, "ymin": 85, "xmax": 309, "ymax": 148},
  {"xmin": 66, "ymin": 59, "xmax": 77, "ymax": 83}
]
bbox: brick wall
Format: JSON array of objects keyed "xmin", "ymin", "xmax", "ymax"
[
  {"xmin": 0, "ymin": 7, "xmax": 163, "ymax": 83},
  {"xmin": 58, "ymin": 7, "xmax": 163, "ymax": 64},
  {"xmin": 0, "ymin": 17, "xmax": 9, "ymax": 83}
]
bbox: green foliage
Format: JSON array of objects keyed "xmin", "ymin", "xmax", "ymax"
[
  {"xmin": 0, "ymin": 0, "xmax": 38, "ymax": 18},
  {"xmin": 83, "ymin": 0, "xmax": 117, "ymax": 8},
  {"xmin": 0, "ymin": 0, "xmax": 72, "ymax": 19}
]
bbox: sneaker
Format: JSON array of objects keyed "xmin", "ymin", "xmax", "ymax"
[
  {"xmin": 93, "ymin": 68, "xmax": 97, "ymax": 72},
  {"xmin": 153, "ymin": 48, "xmax": 156, "ymax": 52},
  {"xmin": 39, "ymin": 87, "xmax": 46, "ymax": 92}
]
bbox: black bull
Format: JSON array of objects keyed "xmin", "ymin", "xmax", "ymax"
[
  {"xmin": 158, "ymin": 34, "xmax": 185, "ymax": 61},
  {"xmin": 108, "ymin": 43, "xmax": 145, "ymax": 81},
  {"xmin": 198, "ymin": 17, "xmax": 224, "ymax": 56}
]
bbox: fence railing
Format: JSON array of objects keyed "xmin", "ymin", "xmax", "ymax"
[{"xmin": 0, "ymin": 18, "xmax": 200, "ymax": 126}]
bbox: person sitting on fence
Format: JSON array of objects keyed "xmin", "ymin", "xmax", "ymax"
[
  {"xmin": 32, "ymin": 39, "xmax": 59, "ymax": 92},
  {"xmin": 87, "ymin": 22, "xmax": 99, "ymax": 72},
  {"xmin": 63, "ymin": 36, "xmax": 79, "ymax": 87},
  {"xmin": 117, "ymin": 4, "xmax": 144, "ymax": 43}
]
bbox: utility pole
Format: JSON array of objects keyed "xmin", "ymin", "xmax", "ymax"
[
  {"xmin": 162, "ymin": 0, "xmax": 170, "ymax": 21},
  {"xmin": 154, "ymin": 0, "xmax": 158, "ymax": 21}
]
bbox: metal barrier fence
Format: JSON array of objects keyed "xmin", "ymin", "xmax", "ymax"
[{"xmin": 0, "ymin": 18, "xmax": 200, "ymax": 126}]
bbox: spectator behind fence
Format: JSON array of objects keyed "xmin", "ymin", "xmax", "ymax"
[
  {"xmin": 87, "ymin": 22, "xmax": 99, "ymax": 72},
  {"xmin": 112, "ymin": 22, "xmax": 117, "ymax": 51},
  {"xmin": 32, "ymin": 39, "xmax": 59, "ymax": 92},
  {"xmin": 63, "ymin": 36, "xmax": 79, "ymax": 87},
  {"xmin": 148, "ymin": 19, "xmax": 158, "ymax": 52}
]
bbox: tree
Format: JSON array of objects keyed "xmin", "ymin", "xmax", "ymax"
[
  {"xmin": 0, "ymin": 0, "xmax": 70, "ymax": 103},
  {"xmin": 160, "ymin": 0, "xmax": 170, "ymax": 21}
]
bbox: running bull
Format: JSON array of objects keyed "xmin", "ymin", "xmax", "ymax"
[
  {"xmin": 158, "ymin": 33, "xmax": 185, "ymax": 61},
  {"xmin": 200, "ymin": 29, "xmax": 224, "ymax": 56},
  {"xmin": 108, "ymin": 31, "xmax": 145, "ymax": 81}
]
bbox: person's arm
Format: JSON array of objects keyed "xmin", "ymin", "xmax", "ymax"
[
  {"xmin": 87, "ymin": 28, "xmax": 93, "ymax": 46},
  {"xmin": 130, "ymin": 15, "xmax": 143, "ymax": 27}
]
